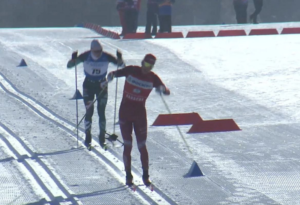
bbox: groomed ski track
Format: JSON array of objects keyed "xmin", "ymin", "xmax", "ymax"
[{"xmin": 0, "ymin": 71, "xmax": 174, "ymax": 205}]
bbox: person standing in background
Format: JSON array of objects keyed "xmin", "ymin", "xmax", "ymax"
[
  {"xmin": 133, "ymin": 0, "xmax": 142, "ymax": 32},
  {"xmin": 158, "ymin": 0, "xmax": 175, "ymax": 33},
  {"xmin": 116, "ymin": 0, "xmax": 127, "ymax": 36},
  {"xmin": 124, "ymin": 0, "xmax": 142, "ymax": 34},
  {"xmin": 233, "ymin": 0, "xmax": 248, "ymax": 24},
  {"xmin": 250, "ymin": 0, "xmax": 263, "ymax": 24},
  {"xmin": 145, "ymin": 0, "xmax": 159, "ymax": 35}
]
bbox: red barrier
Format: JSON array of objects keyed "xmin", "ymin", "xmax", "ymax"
[
  {"xmin": 155, "ymin": 32, "xmax": 184, "ymax": 38},
  {"xmin": 186, "ymin": 31, "xmax": 215, "ymax": 38},
  {"xmin": 217, "ymin": 30, "xmax": 246, "ymax": 37},
  {"xmin": 249, "ymin": 28, "xmax": 278, "ymax": 36},
  {"xmin": 152, "ymin": 113, "xmax": 203, "ymax": 126},
  {"xmin": 123, "ymin": 33, "xmax": 152, "ymax": 39},
  {"xmin": 281, "ymin": 27, "xmax": 300, "ymax": 34},
  {"xmin": 188, "ymin": 119, "xmax": 241, "ymax": 133},
  {"xmin": 112, "ymin": 32, "xmax": 121, "ymax": 39}
]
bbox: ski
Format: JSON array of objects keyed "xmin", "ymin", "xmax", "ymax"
[
  {"xmin": 84, "ymin": 143, "xmax": 97, "ymax": 151},
  {"xmin": 145, "ymin": 184, "xmax": 154, "ymax": 192},
  {"xmin": 127, "ymin": 184, "xmax": 137, "ymax": 192},
  {"xmin": 83, "ymin": 143, "xmax": 108, "ymax": 151},
  {"xmin": 100, "ymin": 143, "xmax": 109, "ymax": 151}
]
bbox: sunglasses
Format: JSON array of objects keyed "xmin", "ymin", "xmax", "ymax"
[
  {"xmin": 144, "ymin": 62, "xmax": 154, "ymax": 68},
  {"xmin": 92, "ymin": 50, "xmax": 102, "ymax": 54}
]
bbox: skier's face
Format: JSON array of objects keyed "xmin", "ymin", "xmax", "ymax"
[
  {"xmin": 91, "ymin": 49, "xmax": 103, "ymax": 59},
  {"xmin": 141, "ymin": 61, "xmax": 154, "ymax": 74}
]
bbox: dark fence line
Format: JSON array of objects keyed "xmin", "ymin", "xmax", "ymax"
[{"xmin": 0, "ymin": 0, "xmax": 299, "ymax": 28}]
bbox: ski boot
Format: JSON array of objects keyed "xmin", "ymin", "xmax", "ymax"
[
  {"xmin": 100, "ymin": 142, "xmax": 108, "ymax": 151},
  {"xmin": 126, "ymin": 174, "xmax": 136, "ymax": 191},
  {"xmin": 143, "ymin": 174, "xmax": 154, "ymax": 191},
  {"xmin": 99, "ymin": 133, "xmax": 108, "ymax": 151},
  {"xmin": 84, "ymin": 132, "xmax": 92, "ymax": 151}
]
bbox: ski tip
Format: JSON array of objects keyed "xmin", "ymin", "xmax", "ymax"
[
  {"xmin": 101, "ymin": 144, "xmax": 109, "ymax": 151},
  {"xmin": 128, "ymin": 184, "xmax": 137, "ymax": 192},
  {"xmin": 146, "ymin": 184, "xmax": 154, "ymax": 192}
]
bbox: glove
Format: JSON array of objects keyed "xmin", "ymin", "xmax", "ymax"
[
  {"xmin": 71, "ymin": 51, "xmax": 78, "ymax": 60},
  {"xmin": 100, "ymin": 79, "xmax": 108, "ymax": 89},
  {"xmin": 107, "ymin": 72, "xmax": 115, "ymax": 82},
  {"xmin": 116, "ymin": 50, "xmax": 122, "ymax": 59},
  {"xmin": 116, "ymin": 50, "xmax": 124, "ymax": 67},
  {"xmin": 156, "ymin": 85, "xmax": 170, "ymax": 95},
  {"xmin": 67, "ymin": 51, "xmax": 78, "ymax": 69}
]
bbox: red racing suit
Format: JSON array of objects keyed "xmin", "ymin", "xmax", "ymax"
[{"xmin": 113, "ymin": 65, "xmax": 167, "ymax": 172}]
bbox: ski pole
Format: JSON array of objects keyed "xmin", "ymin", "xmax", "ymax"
[
  {"xmin": 75, "ymin": 84, "xmax": 108, "ymax": 129},
  {"xmin": 73, "ymin": 51, "xmax": 79, "ymax": 148},
  {"xmin": 113, "ymin": 50, "xmax": 123, "ymax": 134},
  {"xmin": 113, "ymin": 64, "xmax": 119, "ymax": 134},
  {"xmin": 160, "ymin": 93, "xmax": 193, "ymax": 155}
]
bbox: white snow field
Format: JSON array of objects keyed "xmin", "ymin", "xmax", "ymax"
[{"xmin": 0, "ymin": 23, "xmax": 300, "ymax": 205}]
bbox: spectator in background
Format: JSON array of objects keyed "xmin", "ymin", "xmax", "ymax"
[
  {"xmin": 250, "ymin": 0, "xmax": 263, "ymax": 24},
  {"xmin": 233, "ymin": 0, "xmax": 248, "ymax": 24},
  {"xmin": 145, "ymin": 0, "xmax": 159, "ymax": 35},
  {"xmin": 116, "ymin": 0, "xmax": 127, "ymax": 36},
  {"xmin": 124, "ymin": 0, "xmax": 142, "ymax": 34},
  {"xmin": 158, "ymin": 0, "xmax": 175, "ymax": 33}
]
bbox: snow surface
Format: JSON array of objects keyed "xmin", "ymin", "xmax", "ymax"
[{"xmin": 0, "ymin": 24, "xmax": 300, "ymax": 204}]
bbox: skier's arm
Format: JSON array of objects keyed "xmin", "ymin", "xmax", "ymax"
[
  {"xmin": 107, "ymin": 66, "xmax": 133, "ymax": 81},
  {"xmin": 154, "ymin": 74, "xmax": 170, "ymax": 95},
  {"xmin": 66, "ymin": 52, "xmax": 89, "ymax": 69},
  {"xmin": 106, "ymin": 50, "xmax": 125, "ymax": 67}
]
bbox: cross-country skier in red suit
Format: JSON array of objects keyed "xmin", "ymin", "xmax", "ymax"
[{"xmin": 107, "ymin": 54, "xmax": 170, "ymax": 187}]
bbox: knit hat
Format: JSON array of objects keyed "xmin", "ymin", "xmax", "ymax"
[
  {"xmin": 143, "ymin": 54, "xmax": 156, "ymax": 65},
  {"xmin": 90, "ymin": 39, "xmax": 103, "ymax": 51}
]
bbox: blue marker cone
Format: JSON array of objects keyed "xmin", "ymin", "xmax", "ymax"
[
  {"xmin": 17, "ymin": 59, "xmax": 27, "ymax": 67},
  {"xmin": 70, "ymin": 89, "xmax": 83, "ymax": 100},
  {"xmin": 183, "ymin": 160, "xmax": 204, "ymax": 178}
]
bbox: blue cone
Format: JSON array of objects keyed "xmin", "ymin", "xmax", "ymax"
[
  {"xmin": 70, "ymin": 89, "xmax": 83, "ymax": 100},
  {"xmin": 183, "ymin": 160, "xmax": 204, "ymax": 178},
  {"xmin": 17, "ymin": 59, "xmax": 27, "ymax": 67}
]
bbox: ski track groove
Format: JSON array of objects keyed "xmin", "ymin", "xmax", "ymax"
[
  {"xmin": 0, "ymin": 123, "xmax": 80, "ymax": 205},
  {"xmin": 0, "ymin": 71, "xmax": 176, "ymax": 205}
]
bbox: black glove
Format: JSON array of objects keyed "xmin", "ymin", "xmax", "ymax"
[
  {"xmin": 107, "ymin": 71, "xmax": 115, "ymax": 82},
  {"xmin": 72, "ymin": 51, "xmax": 78, "ymax": 60},
  {"xmin": 116, "ymin": 50, "xmax": 122, "ymax": 59}
]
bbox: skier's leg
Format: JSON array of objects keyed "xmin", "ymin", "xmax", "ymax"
[
  {"xmin": 119, "ymin": 108, "xmax": 134, "ymax": 184},
  {"xmin": 120, "ymin": 121, "xmax": 134, "ymax": 184},
  {"xmin": 83, "ymin": 80, "xmax": 95, "ymax": 145},
  {"xmin": 97, "ymin": 87, "xmax": 108, "ymax": 146},
  {"xmin": 133, "ymin": 109, "xmax": 150, "ymax": 185}
]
